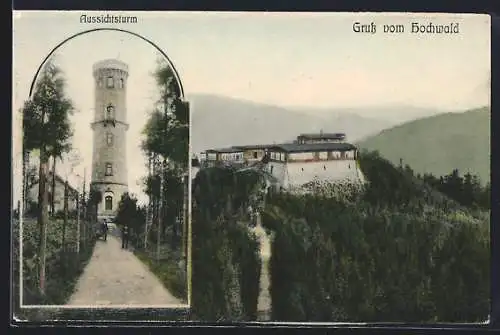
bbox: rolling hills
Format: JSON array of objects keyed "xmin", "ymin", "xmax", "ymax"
[
  {"xmin": 189, "ymin": 94, "xmax": 401, "ymax": 153},
  {"xmin": 358, "ymin": 107, "xmax": 490, "ymax": 184}
]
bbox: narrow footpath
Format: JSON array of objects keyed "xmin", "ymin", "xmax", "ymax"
[{"xmin": 67, "ymin": 231, "xmax": 183, "ymax": 307}]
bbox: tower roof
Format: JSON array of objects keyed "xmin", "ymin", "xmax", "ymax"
[{"xmin": 93, "ymin": 59, "xmax": 129, "ymax": 74}]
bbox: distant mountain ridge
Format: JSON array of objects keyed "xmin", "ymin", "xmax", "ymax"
[
  {"xmin": 188, "ymin": 93, "xmax": 449, "ymax": 153},
  {"xmin": 358, "ymin": 107, "xmax": 490, "ymax": 184}
]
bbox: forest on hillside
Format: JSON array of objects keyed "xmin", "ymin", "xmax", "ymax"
[
  {"xmin": 190, "ymin": 149, "xmax": 490, "ymax": 322},
  {"xmin": 358, "ymin": 107, "xmax": 490, "ymax": 185}
]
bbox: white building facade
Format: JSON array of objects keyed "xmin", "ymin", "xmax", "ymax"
[{"xmin": 265, "ymin": 143, "xmax": 365, "ymax": 190}]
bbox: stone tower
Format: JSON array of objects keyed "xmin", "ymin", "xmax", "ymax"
[{"xmin": 90, "ymin": 59, "xmax": 129, "ymax": 220}]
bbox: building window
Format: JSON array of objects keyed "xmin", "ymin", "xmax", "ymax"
[
  {"xmin": 106, "ymin": 133, "xmax": 113, "ymax": 146},
  {"xmin": 105, "ymin": 196, "xmax": 113, "ymax": 210},
  {"xmin": 253, "ymin": 152, "xmax": 258, "ymax": 159},
  {"xmin": 105, "ymin": 163, "xmax": 113, "ymax": 176},
  {"xmin": 107, "ymin": 76, "xmax": 114, "ymax": 88},
  {"xmin": 106, "ymin": 105, "xmax": 115, "ymax": 120},
  {"xmin": 119, "ymin": 78, "xmax": 124, "ymax": 89}
]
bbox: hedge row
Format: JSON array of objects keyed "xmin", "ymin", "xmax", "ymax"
[{"xmin": 190, "ymin": 167, "xmax": 262, "ymax": 321}]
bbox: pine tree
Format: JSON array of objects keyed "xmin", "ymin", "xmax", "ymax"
[{"xmin": 21, "ymin": 59, "xmax": 75, "ymax": 294}]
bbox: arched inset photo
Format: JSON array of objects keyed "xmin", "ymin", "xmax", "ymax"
[{"xmin": 13, "ymin": 18, "xmax": 191, "ymax": 310}]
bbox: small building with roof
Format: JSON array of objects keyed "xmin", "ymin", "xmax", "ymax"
[{"xmin": 27, "ymin": 171, "xmax": 79, "ymax": 214}]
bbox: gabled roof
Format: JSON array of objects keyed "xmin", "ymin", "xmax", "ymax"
[
  {"xmin": 269, "ymin": 142, "xmax": 356, "ymax": 153},
  {"xmin": 30, "ymin": 172, "xmax": 79, "ymax": 195}
]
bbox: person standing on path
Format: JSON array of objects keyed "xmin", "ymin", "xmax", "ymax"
[
  {"xmin": 121, "ymin": 225, "xmax": 130, "ymax": 249},
  {"xmin": 100, "ymin": 220, "xmax": 109, "ymax": 241}
]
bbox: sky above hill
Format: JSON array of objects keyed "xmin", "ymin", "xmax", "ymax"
[{"xmin": 12, "ymin": 11, "xmax": 490, "ymax": 205}]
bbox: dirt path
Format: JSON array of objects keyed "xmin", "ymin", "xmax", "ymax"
[
  {"xmin": 252, "ymin": 222, "xmax": 271, "ymax": 320},
  {"xmin": 67, "ymin": 234, "xmax": 183, "ymax": 307}
]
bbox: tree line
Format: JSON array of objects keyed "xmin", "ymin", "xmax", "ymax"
[
  {"xmin": 394, "ymin": 158, "xmax": 490, "ymax": 211},
  {"xmin": 419, "ymin": 169, "xmax": 490, "ymax": 211}
]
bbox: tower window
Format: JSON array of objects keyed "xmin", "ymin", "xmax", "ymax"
[
  {"xmin": 106, "ymin": 105, "xmax": 115, "ymax": 120},
  {"xmin": 106, "ymin": 133, "xmax": 113, "ymax": 146},
  {"xmin": 119, "ymin": 78, "xmax": 124, "ymax": 89},
  {"xmin": 105, "ymin": 163, "xmax": 113, "ymax": 176},
  {"xmin": 105, "ymin": 196, "xmax": 113, "ymax": 210},
  {"xmin": 107, "ymin": 76, "xmax": 114, "ymax": 88}
]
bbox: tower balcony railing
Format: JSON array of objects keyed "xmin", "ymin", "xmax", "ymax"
[{"xmin": 103, "ymin": 118, "xmax": 116, "ymax": 127}]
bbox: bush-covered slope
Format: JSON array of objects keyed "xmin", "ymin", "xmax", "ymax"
[{"xmin": 262, "ymin": 151, "xmax": 490, "ymax": 322}]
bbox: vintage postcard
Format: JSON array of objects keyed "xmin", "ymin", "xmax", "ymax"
[{"xmin": 13, "ymin": 11, "xmax": 490, "ymax": 324}]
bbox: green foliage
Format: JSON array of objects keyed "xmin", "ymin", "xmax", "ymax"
[
  {"xmin": 141, "ymin": 60, "xmax": 189, "ymax": 171},
  {"xmin": 12, "ymin": 218, "xmax": 97, "ymax": 308},
  {"xmin": 262, "ymin": 151, "xmax": 490, "ymax": 322},
  {"xmin": 191, "ymin": 167, "xmax": 262, "ymax": 321},
  {"xmin": 88, "ymin": 188, "xmax": 103, "ymax": 205},
  {"xmin": 143, "ymin": 166, "xmax": 184, "ymax": 243},
  {"xmin": 22, "ymin": 60, "xmax": 75, "ymax": 156},
  {"xmin": 116, "ymin": 193, "xmax": 141, "ymax": 227},
  {"xmin": 421, "ymin": 170, "xmax": 490, "ymax": 210},
  {"xmin": 140, "ymin": 60, "xmax": 189, "ymax": 251}
]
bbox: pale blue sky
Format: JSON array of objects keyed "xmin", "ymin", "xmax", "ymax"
[{"xmin": 12, "ymin": 11, "xmax": 491, "ymax": 205}]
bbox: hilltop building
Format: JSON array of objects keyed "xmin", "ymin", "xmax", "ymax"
[
  {"xmin": 199, "ymin": 132, "xmax": 365, "ymax": 190},
  {"xmin": 90, "ymin": 59, "xmax": 130, "ymax": 220}
]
